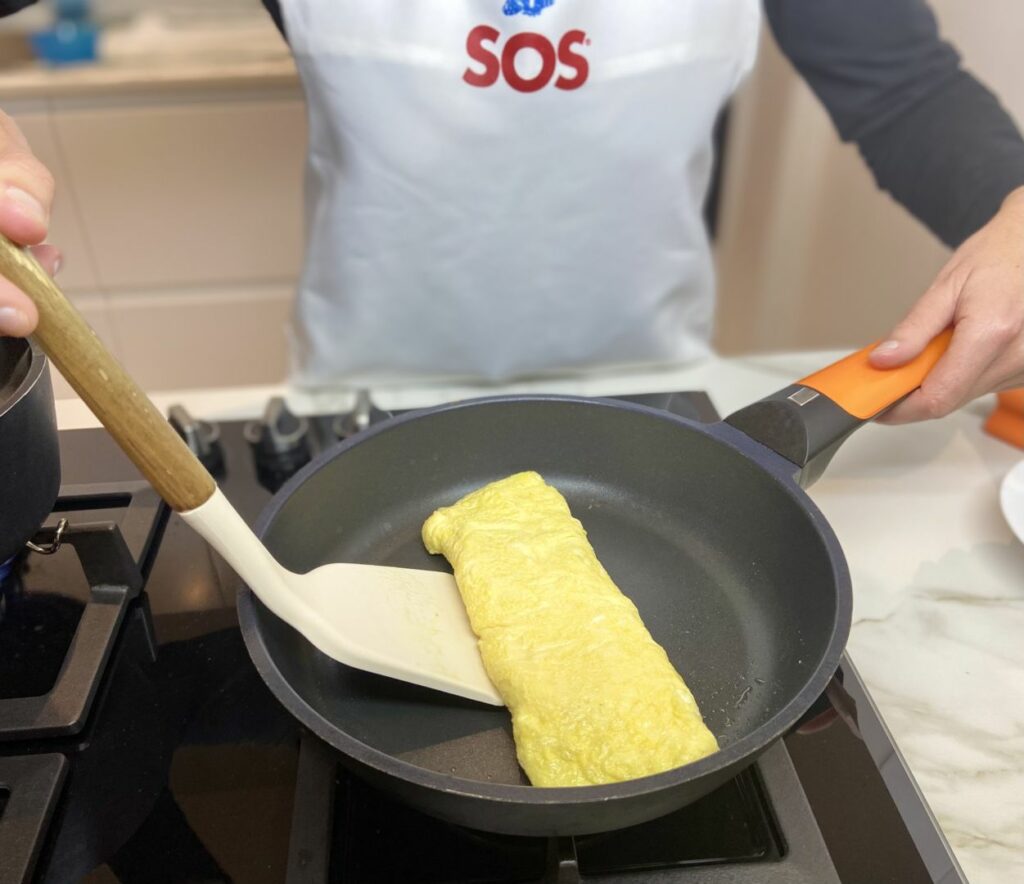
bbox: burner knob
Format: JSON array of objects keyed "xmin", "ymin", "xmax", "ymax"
[
  {"xmin": 244, "ymin": 398, "xmax": 311, "ymax": 484},
  {"xmin": 168, "ymin": 405, "xmax": 224, "ymax": 475},
  {"xmin": 332, "ymin": 390, "xmax": 389, "ymax": 440}
]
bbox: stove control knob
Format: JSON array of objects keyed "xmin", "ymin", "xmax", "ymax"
[
  {"xmin": 169, "ymin": 405, "xmax": 224, "ymax": 475},
  {"xmin": 332, "ymin": 390, "xmax": 389, "ymax": 440},
  {"xmin": 244, "ymin": 397, "xmax": 311, "ymax": 477}
]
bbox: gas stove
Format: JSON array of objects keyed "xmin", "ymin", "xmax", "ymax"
[{"xmin": 0, "ymin": 391, "xmax": 965, "ymax": 884}]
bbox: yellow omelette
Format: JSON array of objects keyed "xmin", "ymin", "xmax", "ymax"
[{"xmin": 421, "ymin": 471, "xmax": 718, "ymax": 787}]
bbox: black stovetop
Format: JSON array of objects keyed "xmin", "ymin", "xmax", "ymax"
[{"xmin": 0, "ymin": 392, "xmax": 963, "ymax": 884}]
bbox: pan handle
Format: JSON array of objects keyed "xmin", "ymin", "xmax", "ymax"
[
  {"xmin": 725, "ymin": 331, "xmax": 952, "ymax": 487},
  {"xmin": 0, "ymin": 234, "xmax": 216, "ymax": 512}
]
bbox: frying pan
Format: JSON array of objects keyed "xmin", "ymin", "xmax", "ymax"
[
  {"xmin": 237, "ymin": 333, "xmax": 950, "ymax": 836},
  {"xmin": 1, "ymin": 232, "xmax": 951, "ymax": 837}
]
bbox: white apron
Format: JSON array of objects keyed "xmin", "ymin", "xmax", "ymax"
[{"xmin": 281, "ymin": 0, "xmax": 760, "ymax": 387}]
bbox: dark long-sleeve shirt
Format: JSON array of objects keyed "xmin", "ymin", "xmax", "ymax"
[
  {"xmin": 4, "ymin": 0, "xmax": 1024, "ymax": 247},
  {"xmin": 763, "ymin": 0, "xmax": 1024, "ymax": 246}
]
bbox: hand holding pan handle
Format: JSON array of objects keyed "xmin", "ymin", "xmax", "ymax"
[{"xmin": 725, "ymin": 330, "xmax": 953, "ymax": 487}]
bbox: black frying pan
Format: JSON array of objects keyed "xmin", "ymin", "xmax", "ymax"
[
  {"xmin": 236, "ymin": 334, "xmax": 951, "ymax": 836},
  {"xmin": 2, "ymin": 233, "xmax": 950, "ymax": 838}
]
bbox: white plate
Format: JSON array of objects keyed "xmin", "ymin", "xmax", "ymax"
[{"xmin": 1001, "ymin": 460, "xmax": 1024, "ymax": 544}]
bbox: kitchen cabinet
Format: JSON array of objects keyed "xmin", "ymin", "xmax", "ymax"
[
  {"xmin": 6, "ymin": 109, "xmax": 102, "ymax": 296},
  {"xmin": 52, "ymin": 97, "xmax": 305, "ymax": 290},
  {"xmin": 110, "ymin": 284, "xmax": 293, "ymax": 391},
  {"xmin": 6, "ymin": 88, "xmax": 306, "ymax": 396}
]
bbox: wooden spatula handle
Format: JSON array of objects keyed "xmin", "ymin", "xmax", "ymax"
[{"xmin": 0, "ymin": 234, "xmax": 215, "ymax": 512}]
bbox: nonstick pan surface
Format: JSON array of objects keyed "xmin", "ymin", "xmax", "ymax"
[{"xmin": 239, "ymin": 396, "xmax": 851, "ymax": 836}]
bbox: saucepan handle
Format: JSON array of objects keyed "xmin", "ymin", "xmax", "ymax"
[
  {"xmin": 725, "ymin": 331, "xmax": 953, "ymax": 487},
  {"xmin": 0, "ymin": 234, "xmax": 216, "ymax": 512}
]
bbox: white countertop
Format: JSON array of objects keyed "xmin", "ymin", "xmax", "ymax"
[{"xmin": 54, "ymin": 351, "xmax": 1024, "ymax": 883}]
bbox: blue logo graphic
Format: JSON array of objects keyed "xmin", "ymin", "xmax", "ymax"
[{"xmin": 503, "ymin": 0, "xmax": 555, "ymax": 17}]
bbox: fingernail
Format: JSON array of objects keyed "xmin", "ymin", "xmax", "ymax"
[
  {"xmin": 3, "ymin": 186, "xmax": 47, "ymax": 226},
  {"xmin": 873, "ymin": 340, "xmax": 901, "ymax": 354},
  {"xmin": 52, "ymin": 255, "xmax": 62, "ymax": 276},
  {"xmin": 0, "ymin": 306, "xmax": 32, "ymax": 336}
]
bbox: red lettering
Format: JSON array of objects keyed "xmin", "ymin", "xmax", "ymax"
[
  {"xmin": 555, "ymin": 29, "xmax": 589, "ymax": 90},
  {"xmin": 463, "ymin": 24, "xmax": 501, "ymax": 87},
  {"xmin": 502, "ymin": 33, "xmax": 557, "ymax": 93},
  {"xmin": 463, "ymin": 26, "xmax": 589, "ymax": 91}
]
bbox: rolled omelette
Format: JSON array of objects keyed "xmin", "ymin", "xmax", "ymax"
[{"xmin": 421, "ymin": 471, "xmax": 718, "ymax": 787}]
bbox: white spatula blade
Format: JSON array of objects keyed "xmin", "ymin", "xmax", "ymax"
[
  {"xmin": 291, "ymin": 562, "xmax": 502, "ymax": 704},
  {"xmin": 182, "ymin": 489, "xmax": 503, "ymax": 706}
]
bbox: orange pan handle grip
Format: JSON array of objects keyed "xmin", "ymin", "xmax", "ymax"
[
  {"xmin": 798, "ymin": 328, "xmax": 953, "ymax": 420},
  {"xmin": 725, "ymin": 329, "xmax": 954, "ymax": 487},
  {"xmin": 984, "ymin": 389, "xmax": 1024, "ymax": 449},
  {"xmin": 993, "ymin": 388, "xmax": 1024, "ymax": 414}
]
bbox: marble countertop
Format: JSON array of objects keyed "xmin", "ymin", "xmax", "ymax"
[{"xmin": 53, "ymin": 351, "xmax": 1024, "ymax": 883}]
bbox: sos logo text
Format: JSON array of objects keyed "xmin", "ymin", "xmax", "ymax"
[{"xmin": 463, "ymin": 2, "xmax": 589, "ymax": 93}]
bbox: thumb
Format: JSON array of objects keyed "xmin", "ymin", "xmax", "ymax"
[{"xmin": 869, "ymin": 279, "xmax": 956, "ymax": 368}]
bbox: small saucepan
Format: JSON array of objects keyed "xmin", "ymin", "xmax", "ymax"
[{"xmin": 0, "ymin": 336, "xmax": 60, "ymax": 567}]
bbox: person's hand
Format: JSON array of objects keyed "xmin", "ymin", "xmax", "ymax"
[
  {"xmin": 870, "ymin": 185, "xmax": 1024, "ymax": 424},
  {"xmin": 0, "ymin": 110, "xmax": 61, "ymax": 337}
]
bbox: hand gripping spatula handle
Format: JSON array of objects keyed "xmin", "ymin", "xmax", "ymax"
[{"xmin": 0, "ymin": 234, "xmax": 502, "ymax": 706}]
